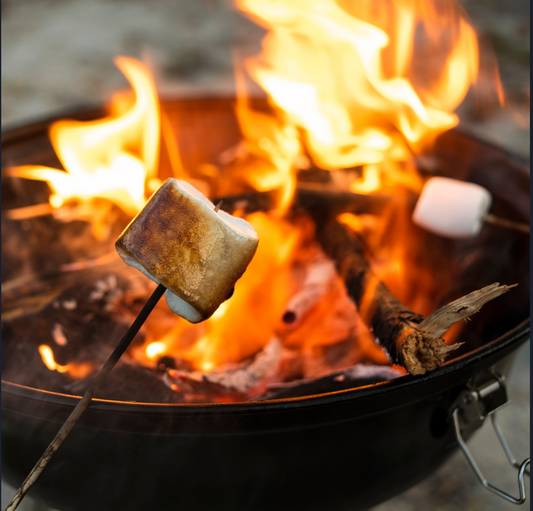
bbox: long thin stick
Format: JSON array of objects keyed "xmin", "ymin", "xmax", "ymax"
[
  {"xmin": 484, "ymin": 213, "xmax": 530, "ymax": 233},
  {"xmin": 5, "ymin": 283, "xmax": 167, "ymax": 511}
]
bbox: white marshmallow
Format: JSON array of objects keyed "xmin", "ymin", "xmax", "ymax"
[
  {"xmin": 412, "ymin": 177, "xmax": 492, "ymax": 239},
  {"xmin": 116, "ymin": 178, "xmax": 259, "ymax": 323}
]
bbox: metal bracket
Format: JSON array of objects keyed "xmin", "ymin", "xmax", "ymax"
[{"xmin": 451, "ymin": 370, "xmax": 530, "ymax": 505}]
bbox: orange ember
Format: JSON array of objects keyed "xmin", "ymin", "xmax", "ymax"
[{"xmin": 10, "ymin": 0, "xmax": 490, "ymax": 381}]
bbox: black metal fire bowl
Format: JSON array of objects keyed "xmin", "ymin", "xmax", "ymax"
[{"xmin": 1, "ymin": 97, "xmax": 530, "ymax": 511}]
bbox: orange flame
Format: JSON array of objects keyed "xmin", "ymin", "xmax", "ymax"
[
  {"xmin": 236, "ymin": 0, "xmax": 478, "ymax": 193},
  {"xmin": 129, "ymin": 0, "xmax": 483, "ymax": 375},
  {"xmin": 182, "ymin": 212, "xmax": 303, "ymax": 368},
  {"xmin": 131, "ymin": 212, "xmax": 304, "ymax": 370},
  {"xmin": 234, "ymin": 91, "xmax": 301, "ymax": 215},
  {"xmin": 6, "ymin": 57, "xmax": 160, "ymax": 216},
  {"xmin": 38, "ymin": 345, "xmax": 93, "ymax": 379}
]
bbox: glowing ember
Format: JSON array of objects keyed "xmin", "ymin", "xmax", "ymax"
[
  {"xmin": 146, "ymin": 342, "xmax": 166, "ymax": 360},
  {"xmin": 39, "ymin": 345, "xmax": 69, "ymax": 373}
]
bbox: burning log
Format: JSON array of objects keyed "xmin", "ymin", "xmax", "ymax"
[
  {"xmin": 314, "ymin": 219, "xmax": 514, "ymax": 375},
  {"xmin": 214, "ymin": 183, "xmax": 395, "ymax": 218},
  {"xmin": 281, "ymin": 253, "xmax": 337, "ymax": 328},
  {"xmin": 163, "ymin": 337, "xmax": 283, "ymax": 402}
]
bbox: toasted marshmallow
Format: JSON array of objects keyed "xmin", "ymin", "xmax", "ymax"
[
  {"xmin": 412, "ymin": 177, "xmax": 492, "ymax": 239},
  {"xmin": 116, "ymin": 178, "xmax": 259, "ymax": 322}
]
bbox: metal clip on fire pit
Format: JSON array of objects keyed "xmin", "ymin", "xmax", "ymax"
[{"xmin": 451, "ymin": 370, "xmax": 530, "ymax": 505}]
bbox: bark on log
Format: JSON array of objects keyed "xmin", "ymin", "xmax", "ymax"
[{"xmin": 314, "ymin": 219, "xmax": 514, "ymax": 375}]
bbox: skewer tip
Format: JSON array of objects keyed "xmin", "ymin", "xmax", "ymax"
[{"xmin": 214, "ymin": 199, "xmax": 224, "ymax": 213}]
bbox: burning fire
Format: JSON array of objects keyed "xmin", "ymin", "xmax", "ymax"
[
  {"xmin": 10, "ymin": 0, "xmax": 488, "ymax": 379},
  {"xmin": 6, "ymin": 57, "xmax": 160, "ymax": 217},
  {"xmin": 235, "ymin": 0, "xmax": 478, "ymax": 195},
  {"xmin": 38, "ymin": 345, "xmax": 93, "ymax": 380}
]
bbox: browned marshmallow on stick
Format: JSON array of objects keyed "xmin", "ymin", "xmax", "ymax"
[{"xmin": 116, "ymin": 178, "xmax": 259, "ymax": 323}]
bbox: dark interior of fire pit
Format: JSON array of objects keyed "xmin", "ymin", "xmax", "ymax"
[{"xmin": 1, "ymin": 97, "xmax": 530, "ymax": 404}]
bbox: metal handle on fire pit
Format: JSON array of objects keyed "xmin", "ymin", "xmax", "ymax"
[{"xmin": 452, "ymin": 371, "xmax": 530, "ymax": 505}]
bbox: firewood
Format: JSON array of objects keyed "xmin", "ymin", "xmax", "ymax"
[
  {"xmin": 213, "ymin": 183, "xmax": 395, "ymax": 217},
  {"xmin": 296, "ymin": 182, "xmax": 398, "ymax": 217},
  {"xmin": 163, "ymin": 337, "xmax": 283, "ymax": 402},
  {"xmin": 314, "ymin": 219, "xmax": 514, "ymax": 375},
  {"xmin": 281, "ymin": 253, "xmax": 337, "ymax": 328}
]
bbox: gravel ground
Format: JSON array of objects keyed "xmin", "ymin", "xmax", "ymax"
[{"xmin": 1, "ymin": 1, "xmax": 529, "ymax": 510}]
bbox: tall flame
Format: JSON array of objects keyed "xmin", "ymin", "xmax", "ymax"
[
  {"xmin": 236, "ymin": 0, "xmax": 478, "ymax": 192},
  {"xmin": 6, "ymin": 57, "xmax": 160, "ymax": 216}
]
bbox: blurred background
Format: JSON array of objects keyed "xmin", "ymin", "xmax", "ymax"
[
  {"xmin": 1, "ymin": 0, "xmax": 529, "ymax": 158},
  {"xmin": 1, "ymin": 0, "xmax": 529, "ymax": 510}
]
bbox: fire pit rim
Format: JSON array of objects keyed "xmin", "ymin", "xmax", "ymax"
[{"xmin": 2, "ymin": 317, "xmax": 528, "ymax": 415}]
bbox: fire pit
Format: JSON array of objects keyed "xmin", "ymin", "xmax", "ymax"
[
  {"xmin": 1, "ymin": 0, "xmax": 530, "ymax": 508},
  {"xmin": 1, "ymin": 94, "xmax": 530, "ymax": 511}
]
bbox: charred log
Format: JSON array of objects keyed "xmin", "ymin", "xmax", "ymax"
[
  {"xmin": 314, "ymin": 219, "xmax": 514, "ymax": 375},
  {"xmin": 214, "ymin": 183, "xmax": 395, "ymax": 217}
]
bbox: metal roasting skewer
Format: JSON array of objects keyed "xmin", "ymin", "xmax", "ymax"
[{"xmin": 5, "ymin": 283, "xmax": 167, "ymax": 511}]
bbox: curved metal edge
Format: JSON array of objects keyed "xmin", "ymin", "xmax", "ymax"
[{"xmin": 2, "ymin": 320, "xmax": 529, "ymax": 417}]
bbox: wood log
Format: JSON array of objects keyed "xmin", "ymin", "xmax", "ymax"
[
  {"xmin": 213, "ymin": 183, "xmax": 397, "ymax": 217},
  {"xmin": 281, "ymin": 253, "xmax": 337, "ymax": 328},
  {"xmin": 314, "ymin": 219, "xmax": 514, "ymax": 375},
  {"xmin": 163, "ymin": 337, "xmax": 283, "ymax": 402}
]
